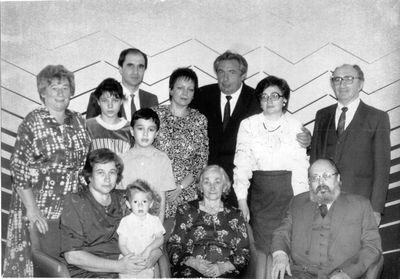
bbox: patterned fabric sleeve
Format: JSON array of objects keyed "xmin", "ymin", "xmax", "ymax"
[
  {"xmin": 167, "ymin": 203, "xmax": 195, "ymax": 268},
  {"xmin": 10, "ymin": 113, "xmax": 36, "ymax": 190},
  {"xmin": 227, "ymin": 209, "xmax": 250, "ymax": 273},
  {"xmin": 191, "ymin": 112, "xmax": 209, "ymax": 180},
  {"xmin": 233, "ymin": 118, "xmax": 255, "ymax": 200}
]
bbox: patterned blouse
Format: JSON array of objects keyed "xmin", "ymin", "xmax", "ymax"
[
  {"xmin": 152, "ymin": 105, "xmax": 209, "ymax": 218},
  {"xmin": 3, "ymin": 106, "xmax": 90, "ymax": 277},
  {"xmin": 167, "ymin": 201, "xmax": 250, "ymax": 277}
]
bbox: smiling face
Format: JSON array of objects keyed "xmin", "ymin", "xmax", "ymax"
[
  {"xmin": 89, "ymin": 162, "xmax": 118, "ymax": 196},
  {"xmin": 131, "ymin": 118, "xmax": 158, "ymax": 148},
  {"xmin": 260, "ymin": 85, "xmax": 286, "ymax": 115},
  {"xmin": 331, "ymin": 65, "xmax": 363, "ymax": 106},
  {"xmin": 129, "ymin": 190, "xmax": 153, "ymax": 218},
  {"xmin": 216, "ymin": 59, "xmax": 245, "ymax": 95},
  {"xmin": 98, "ymin": 91, "xmax": 123, "ymax": 120},
  {"xmin": 119, "ymin": 52, "xmax": 146, "ymax": 90},
  {"xmin": 170, "ymin": 77, "xmax": 195, "ymax": 108},
  {"xmin": 201, "ymin": 169, "xmax": 227, "ymax": 202},
  {"xmin": 41, "ymin": 78, "xmax": 71, "ymax": 112}
]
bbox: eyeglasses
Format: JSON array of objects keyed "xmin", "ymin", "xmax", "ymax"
[
  {"xmin": 261, "ymin": 92, "xmax": 283, "ymax": 102},
  {"xmin": 309, "ymin": 172, "xmax": 338, "ymax": 183},
  {"xmin": 331, "ymin": 76, "xmax": 361, "ymax": 85}
]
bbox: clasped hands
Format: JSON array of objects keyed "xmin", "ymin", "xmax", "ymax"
[
  {"xmin": 119, "ymin": 250, "xmax": 156, "ymax": 275},
  {"xmin": 186, "ymin": 256, "xmax": 227, "ymax": 278}
]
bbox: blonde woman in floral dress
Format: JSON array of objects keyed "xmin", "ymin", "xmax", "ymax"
[{"xmin": 3, "ymin": 65, "xmax": 90, "ymax": 277}]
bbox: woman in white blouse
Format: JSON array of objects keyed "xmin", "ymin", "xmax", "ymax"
[{"xmin": 233, "ymin": 75, "xmax": 309, "ymax": 258}]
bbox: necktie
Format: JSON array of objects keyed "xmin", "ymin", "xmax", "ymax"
[
  {"xmin": 337, "ymin": 107, "xmax": 348, "ymax": 137},
  {"xmin": 130, "ymin": 94, "xmax": 137, "ymax": 115},
  {"xmin": 222, "ymin": 96, "xmax": 232, "ymax": 131},
  {"xmin": 319, "ymin": 204, "xmax": 328, "ymax": 218}
]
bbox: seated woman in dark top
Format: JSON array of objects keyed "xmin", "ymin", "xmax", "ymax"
[
  {"xmin": 60, "ymin": 149, "xmax": 162, "ymax": 278},
  {"xmin": 167, "ymin": 165, "xmax": 250, "ymax": 278}
]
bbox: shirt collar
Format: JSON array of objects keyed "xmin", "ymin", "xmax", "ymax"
[
  {"xmin": 337, "ymin": 97, "xmax": 360, "ymax": 111},
  {"xmin": 221, "ymin": 83, "xmax": 243, "ymax": 97},
  {"xmin": 121, "ymin": 82, "xmax": 139, "ymax": 98}
]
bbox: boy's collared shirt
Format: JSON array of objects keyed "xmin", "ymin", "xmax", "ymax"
[{"xmin": 119, "ymin": 146, "xmax": 176, "ymax": 193}]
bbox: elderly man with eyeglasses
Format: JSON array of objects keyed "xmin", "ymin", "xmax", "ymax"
[
  {"xmin": 310, "ymin": 64, "xmax": 390, "ymax": 225},
  {"xmin": 271, "ymin": 159, "xmax": 382, "ymax": 279}
]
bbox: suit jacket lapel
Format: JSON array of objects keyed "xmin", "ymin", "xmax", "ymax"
[
  {"xmin": 138, "ymin": 90, "xmax": 145, "ymax": 108},
  {"xmin": 335, "ymin": 101, "xmax": 366, "ymax": 162},
  {"xmin": 328, "ymin": 194, "xmax": 347, "ymax": 246},
  {"xmin": 303, "ymin": 199, "xmax": 318, "ymax": 252},
  {"xmin": 320, "ymin": 105, "xmax": 337, "ymax": 158},
  {"xmin": 231, "ymin": 85, "xmax": 248, "ymax": 119}
]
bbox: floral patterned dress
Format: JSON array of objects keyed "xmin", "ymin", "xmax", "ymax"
[
  {"xmin": 152, "ymin": 105, "xmax": 209, "ymax": 218},
  {"xmin": 3, "ymin": 107, "xmax": 90, "ymax": 277},
  {"xmin": 167, "ymin": 201, "xmax": 250, "ymax": 278}
]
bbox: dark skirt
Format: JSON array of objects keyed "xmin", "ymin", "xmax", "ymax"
[{"xmin": 250, "ymin": 170, "xmax": 293, "ymax": 254}]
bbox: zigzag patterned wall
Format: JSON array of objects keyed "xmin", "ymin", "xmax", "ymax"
[{"xmin": 1, "ymin": 0, "xmax": 399, "ymax": 277}]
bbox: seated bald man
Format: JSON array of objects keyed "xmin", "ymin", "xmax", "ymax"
[{"xmin": 271, "ymin": 159, "xmax": 381, "ymax": 279}]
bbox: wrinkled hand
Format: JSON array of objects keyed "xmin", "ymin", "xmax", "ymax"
[
  {"xmin": 119, "ymin": 254, "xmax": 146, "ymax": 274},
  {"xmin": 272, "ymin": 253, "xmax": 291, "ymax": 279},
  {"xmin": 166, "ymin": 188, "xmax": 181, "ymax": 203},
  {"xmin": 27, "ymin": 208, "xmax": 48, "ymax": 234},
  {"xmin": 238, "ymin": 199, "xmax": 250, "ymax": 223},
  {"xmin": 373, "ymin": 212, "xmax": 381, "ymax": 226},
  {"xmin": 188, "ymin": 257, "xmax": 213, "ymax": 276},
  {"xmin": 204, "ymin": 263, "xmax": 223, "ymax": 277},
  {"xmin": 330, "ymin": 271, "xmax": 351, "ymax": 279},
  {"xmin": 296, "ymin": 126, "xmax": 312, "ymax": 148}
]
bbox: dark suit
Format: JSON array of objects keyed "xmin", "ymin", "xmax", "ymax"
[
  {"xmin": 271, "ymin": 192, "xmax": 382, "ymax": 279},
  {"xmin": 85, "ymin": 88, "xmax": 158, "ymax": 119},
  {"xmin": 191, "ymin": 83, "xmax": 261, "ymax": 206},
  {"xmin": 310, "ymin": 101, "xmax": 390, "ymax": 213}
]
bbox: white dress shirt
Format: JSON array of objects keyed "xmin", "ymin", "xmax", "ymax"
[
  {"xmin": 121, "ymin": 83, "xmax": 140, "ymax": 119},
  {"xmin": 220, "ymin": 84, "xmax": 242, "ymax": 118},
  {"xmin": 335, "ymin": 98, "xmax": 360, "ymax": 130}
]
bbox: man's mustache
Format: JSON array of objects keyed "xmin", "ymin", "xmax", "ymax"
[{"xmin": 316, "ymin": 185, "xmax": 331, "ymax": 193}]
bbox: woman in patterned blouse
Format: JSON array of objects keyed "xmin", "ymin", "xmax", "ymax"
[
  {"xmin": 3, "ymin": 65, "xmax": 91, "ymax": 277},
  {"xmin": 233, "ymin": 76, "xmax": 309, "ymax": 277},
  {"xmin": 152, "ymin": 68, "xmax": 209, "ymax": 233},
  {"xmin": 167, "ymin": 165, "xmax": 250, "ymax": 278}
]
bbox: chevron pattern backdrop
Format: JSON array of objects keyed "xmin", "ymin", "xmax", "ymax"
[{"xmin": 1, "ymin": 0, "xmax": 399, "ymax": 277}]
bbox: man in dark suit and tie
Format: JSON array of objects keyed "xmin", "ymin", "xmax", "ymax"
[
  {"xmin": 86, "ymin": 48, "xmax": 158, "ymax": 120},
  {"xmin": 271, "ymin": 159, "xmax": 382, "ymax": 279},
  {"xmin": 310, "ymin": 64, "xmax": 391, "ymax": 225},
  {"xmin": 191, "ymin": 50, "xmax": 310, "ymax": 207}
]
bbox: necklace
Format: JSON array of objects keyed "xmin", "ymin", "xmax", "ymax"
[{"xmin": 263, "ymin": 122, "xmax": 281, "ymax": 132}]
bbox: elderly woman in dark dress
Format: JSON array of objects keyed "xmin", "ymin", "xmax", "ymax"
[
  {"xmin": 3, "ymin": 65, "xmax": 90, "ymax": 277},
  {"xmin": 60, "ymin": 149, "xmax": 163, "ymax": 278},
  {"xmin": 167, "ymin": 165, "xmax": 250, "ymax": 278}
]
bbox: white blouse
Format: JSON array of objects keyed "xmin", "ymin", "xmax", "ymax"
[{"xmin": 233, "ymin": 112, "xmax": 309, "ymax": 200}]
